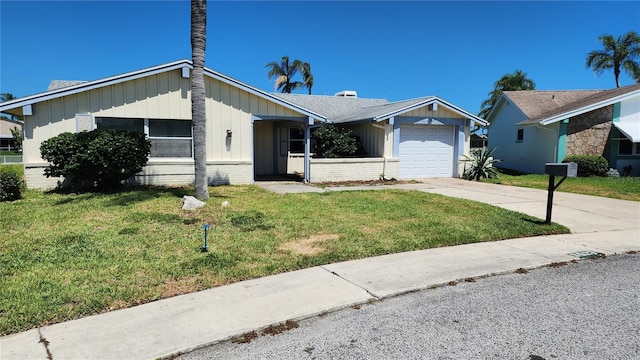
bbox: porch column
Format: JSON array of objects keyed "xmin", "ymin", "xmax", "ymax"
[
  {"xmin": 304, "ymin": 117, "xmax": 313, "ymax": 182},
  {"xmin": 557, "ymin": 119, "xmax": 568, "ymax": 162}
]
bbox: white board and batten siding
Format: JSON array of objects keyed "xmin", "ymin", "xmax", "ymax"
[
  {"xmin": 21, "ymin": 68, "xmax": 311, "ymax": 189},
  {"xmin": 399, "ymin": 125, "xmax": 454, "ymax": 179}
]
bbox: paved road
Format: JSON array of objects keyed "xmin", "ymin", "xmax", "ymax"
[{"xmin": 180, "ymin": 253, "xmax": 639, "ymax": 360}]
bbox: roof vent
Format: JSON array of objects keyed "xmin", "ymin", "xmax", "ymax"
[{"xmin": 334, "ymin": 90, "xmax": 357, "ymax": 98}]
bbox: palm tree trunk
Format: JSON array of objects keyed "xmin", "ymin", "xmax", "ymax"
[{"xmin": 191, "ymin": 0, "xmax": 209, "ymax": 201}]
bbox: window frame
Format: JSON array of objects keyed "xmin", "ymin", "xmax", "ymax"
[
  {"xmin": 618, "ymin": 136, "xmax": 640, "ymax": 156},
  {"xmin": 95, "ymin": 117, "xmax": 193, "ymax": 158},
  {"xmin": 516, "ymin": 128, "xmax": 524, "ymax": 142}
]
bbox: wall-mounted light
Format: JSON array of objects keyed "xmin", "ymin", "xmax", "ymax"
[{"xmin": 226, "ymin": 129, "xmax": 232, "ymax": 140}]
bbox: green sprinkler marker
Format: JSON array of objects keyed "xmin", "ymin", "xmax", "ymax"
[{"xmin": 201, "ymin": 224, "xmax": 210, "ymax": 252}]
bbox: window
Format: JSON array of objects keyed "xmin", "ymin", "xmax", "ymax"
[
  {"xmin": 148, "ymin": 119, "xmax": 193, "ymax": 158},
  {"xmin": 516, "ymin": 128, "xmax": 524, "ymax": 142},
  {"xmin": 96, "ymin": 117, "xmax": 144, "ymax": 132},
  {"xmin": 279, "ymin": 127, "xmax": 306, "ymax": 156},
  {"xmin": 96, "ymin": 117, "xmax": 192, "ymax": 158},
  {"xmin": 618, "ymin": 137, "xmax": 640, "ymax": 155},
  {"xmin": 289, "ymin": 127, "xmax": 305, "ymax": 153}
]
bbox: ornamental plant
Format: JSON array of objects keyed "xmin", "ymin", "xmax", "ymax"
[
  {"xmin": 562, "ymin": 155, "xmax": 608, "ymax": 177},
  {"xmin": 0, "ymin": 170, "xmax": 22, "ymax": 201},
  {"xmin": 462, "ymin": 147, "xmax": 502, "ymax": 181},
  {"xmin": 311, "ymin": 124, "xmax": 366, "ymax": 158},
  {"xmin": 40, "ymin": 129, "xmax": 151, "ymax": 190}
]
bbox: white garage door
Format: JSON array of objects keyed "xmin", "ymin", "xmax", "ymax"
[{"xmin": 399, "ymin": 125, "xmax": 454, "ymax": 179}]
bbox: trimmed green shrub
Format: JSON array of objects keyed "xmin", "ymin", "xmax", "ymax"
[
  {"xmin": 0, "ymin": 171, "xmax": 22, "ymax": 201},
  {"xmin": 563, "ymin": 155, "xmax": 608, "ymax": 177},
  {"xmin": 311, "ymin": 124, "xmax": 366, "ymax": 158},
  {"xmin": 40, "ymin": 129, "xmax": 151, "ymax": 190}
]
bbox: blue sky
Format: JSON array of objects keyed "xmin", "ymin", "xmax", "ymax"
[{"xmin": 1, "ymin": 1, "xmax": 639, "ymax": 114}]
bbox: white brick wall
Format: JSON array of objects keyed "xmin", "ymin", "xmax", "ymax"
[
  {"xmin": 24, "ymin": 164, "xmax": 61, "ymax": 190},
  {"xmin": 23, "ymin": 160, "xmax": 253, "ymax": 189},
  {"xmin": 309, "ymin": 158, "xmax": 400, "ymax": 183}
]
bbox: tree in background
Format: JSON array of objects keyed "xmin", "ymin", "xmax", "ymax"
[
  {"xmin": 10, "ymin": 128, "xmax": 22, "ymax": 152},
  {"xmin": 300, "ymin": 62, "xmax": 314, "ymax": 95},
  {"xmin": 586, "ymin": 30, "xmax": 640, "ymax": 88},
  {"xmin": 191, "ymin": 0, "xmax": 209, "ymax": 201},
  {"xmin": 0, "ymin": 93, "xmax": 23, "ymax": 122},
  {"xmin": 0, "ymin": 93, "xmax": 16, "ymax": 103},
  {"xmin": 266, "ymin": 56, "xmax": 314, "ymax": 94},
  {"xmin": 478, "ymin": 70, "xmax": 536, "ymax": 121}
]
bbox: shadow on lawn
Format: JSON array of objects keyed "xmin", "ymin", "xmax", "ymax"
[{"xmin": 47, "ymin": 186, "xmax": 193, "ymax": 206}]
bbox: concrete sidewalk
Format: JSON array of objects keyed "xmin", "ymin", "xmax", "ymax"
[{"xmin": 2, "ymin": 180, "xmax": 639, "ymax": 360}]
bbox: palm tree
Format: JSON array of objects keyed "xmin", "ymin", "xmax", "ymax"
[
  {"xmin": 478, "ymin": 70, "xmax": 536, "ymax": 120},
  {"xmin": 191, "ymin": 0, "xmax": 209, "ymax": 201},
  {"xmin": 1, "ymin": 93, "xmax": 22, "ymax": 121},
  {"xmin": 0, "ymin": 93, "xmax": 16, "ymax": 103},
  {"xmin": 265, "ymin": 56, "xmax": 314, "ymax": 94},
  {"xmin": 586, "ymin": 31, "xmax": 640, "ymax": 88},
  {"xmin": 300, "ymin": 62, "xmax": 314, "ymax": 95}
]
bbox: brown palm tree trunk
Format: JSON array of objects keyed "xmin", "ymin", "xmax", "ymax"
[{"xmin": 191, "ymin": 0, "xmax": 209, "ymax": 200}]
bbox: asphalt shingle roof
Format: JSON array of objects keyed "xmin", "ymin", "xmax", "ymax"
[
  {"xmin": 272, "ymin": 94, "xmax": 439, "ymax": 123},
  {"xmin": 47, "ymin": 80, "xmax": 88, "ymax": 91},
  {"xmin": 504, "ymin": 83, "xmax": 640, "ymax": 125},
  {"xmin": 526, "ymin": 83, "xmax": 640, "ymax": 124},
  {"xmin": 503, "ymin": 90, "xmax": 603, "ymax": 121},
  {"xmin": 271, "ymin": 93, "xmax": 389, "ymax": 122}
]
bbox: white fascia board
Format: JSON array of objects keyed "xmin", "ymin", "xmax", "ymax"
[
  {"xmin": 0, "ymin": 60, "xmax": 192, "ymax": 113},
  {"xmin": 373, "ymin": 97, "xmax": 488, "ymax": 126},
  {"xmin": 203, "ymin": 68, "xmax": 328, "ymax": 123},
  {"xmin": 539, "ymin": 89, "xmax": 640, "ymax": 126}
]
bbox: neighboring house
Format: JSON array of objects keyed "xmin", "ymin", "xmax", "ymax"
[
  {"xmin": 487, "ymin": 83, "xmax": 640, "ymax": 175},
  {"xmin": 0, "ymin": 60, "xmax": 486, "ymax": 189},
  {"xmin": 0, "ymin": 117, "xmax": 22, "ymax": 151}
]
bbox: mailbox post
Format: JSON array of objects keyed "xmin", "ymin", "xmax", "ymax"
[{"xmin": 544, "ymin": 162, "xmax": 577, "ymax": 224}]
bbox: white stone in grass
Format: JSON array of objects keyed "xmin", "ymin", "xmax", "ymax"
[
  {"xmin": 182, "ymin": 195, "xmax": 205, "ymax": 211},
  {"xmin": 221, "ymin": 201, "xmax": 230, "ymax": 208}
]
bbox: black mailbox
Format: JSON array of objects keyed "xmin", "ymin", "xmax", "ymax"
[
  {"xmin": 545, "ymin": 162, "xmax": 577, "ymax": 177},
  {"xmin": 544, "ymin": 162, "xmax": 578, "ymax": 224}
]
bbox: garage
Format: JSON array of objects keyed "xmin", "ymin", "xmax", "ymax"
[{"xmin": 399, "ymin": 125, "xmax": 454, "ymax": 179}]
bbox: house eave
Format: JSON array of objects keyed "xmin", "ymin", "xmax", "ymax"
[
  {"xmin": 0, "ymin": 60, "xmax": 193, "ymax": 113},
  {"xmin": 373, "ymin": 97, "xmax": 488, "ymax": 126},
  {"xmin": 0, "ymin": 59, "xmax": 328, "ymax": 123}
]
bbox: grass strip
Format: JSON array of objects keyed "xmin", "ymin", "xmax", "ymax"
[{"xmin": 1, "ymin": 185, "xmax": 568, "ymax": 335}]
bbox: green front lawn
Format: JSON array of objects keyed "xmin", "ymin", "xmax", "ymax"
[
  {"xmin": 483, "ymin": 168, "xmax": 640, "ymax": 202},
  {"xmin": 0, "ymin": 185, "xmax": 568, "ymax": 335}
]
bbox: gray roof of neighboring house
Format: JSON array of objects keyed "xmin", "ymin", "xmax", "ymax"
[
  {"xmin": 519, "ymin": 83, "xmax": 640, "ymax": 125},
  {"xmin": 47, "ymin": 80, "xmax": 88, "ymax": 91},
  {"xmin": 502, "ymin": 89, "xmax": 604, "ymax": 121}
]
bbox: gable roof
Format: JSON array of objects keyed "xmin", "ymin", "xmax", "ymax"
[
  {"xmin": 274, "ymin": 94, "xmax": 488, "ymax": 125},
  {"xmin": 271, "ymin": 93, "xmax": 388, "ymax": 121},
  {"xmin": 502, "ymin": 89, "xmax": 604, "ymax": 121},
  {"xmin": 0, "ymin": 60, "xmax": 328, "ymax": 122},
  {"xmin": 0, "ymin": 59, "xmax": 485, "ymax": 126},
  {"xmin": 521, "ymin": 83, "xmax": 640, "ymax": 125}
]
